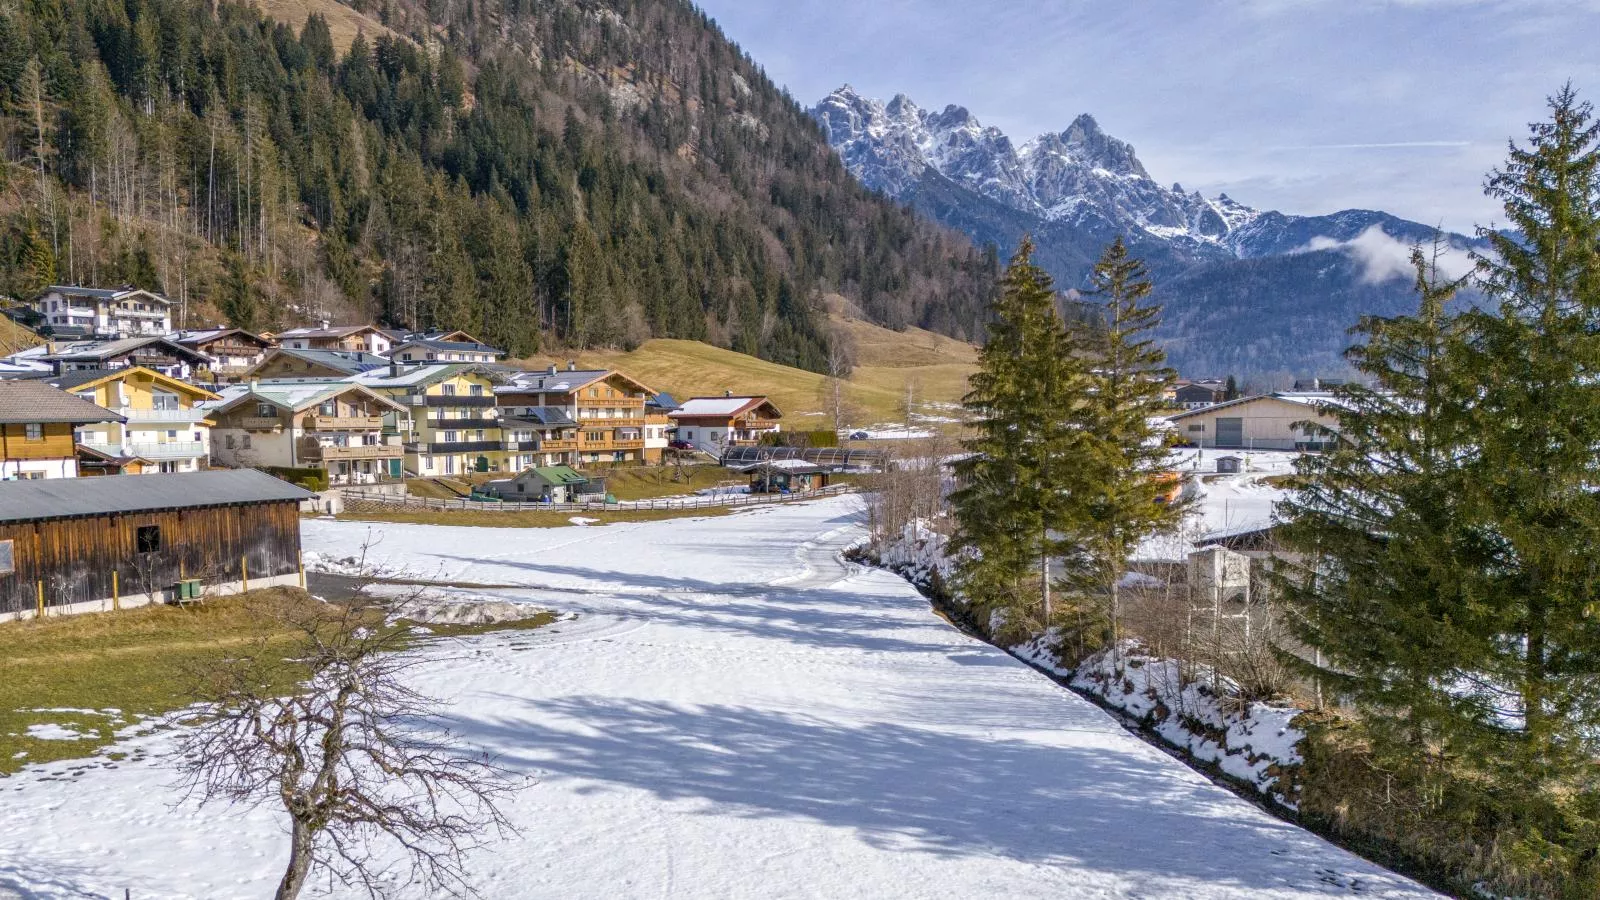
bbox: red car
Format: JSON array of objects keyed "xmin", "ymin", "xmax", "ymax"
[{"xmin": 668, "ymin": 439, "xmax": 694, "ymax": 450}]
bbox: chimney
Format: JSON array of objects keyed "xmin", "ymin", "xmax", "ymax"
[
  {"xmin": 249, "ymin": 378, "xmax": 259, "ymax": 392},
  {"xmin": 390, "ymin": 361, "xmax": 402, "ymax": 378},
  {"xmin": 319, "ymin": 318, "xmax": 330, "ymax": 331},
  {"xmin": 724, "ymin": 389, "xmax": 732, "ymax": 398},
  {"xmin": 567, "ymin": 360, "xmax": 576, "ymax": 371},
  {"xmin": 547, "ymin": 364, "xmax": 557, "ymax": 376}
]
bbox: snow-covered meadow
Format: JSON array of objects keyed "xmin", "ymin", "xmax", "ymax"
[{"xmin": 0, "ymin": 496, "xmax": 1436, "ymax": 898}]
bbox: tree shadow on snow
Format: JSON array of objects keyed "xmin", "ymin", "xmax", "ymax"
[{"xmin": 456, "ymin": 697, "xmax": 1420, "ymax": 896}]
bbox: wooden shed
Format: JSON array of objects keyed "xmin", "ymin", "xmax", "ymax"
[{"xmin": 0, "ymin": 469, "xmax": 311, "ymax": 620}]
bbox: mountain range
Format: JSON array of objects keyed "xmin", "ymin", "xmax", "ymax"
[{"xmin": 812, "ymin": 86, "xmax": 1483, "ymax": 381}]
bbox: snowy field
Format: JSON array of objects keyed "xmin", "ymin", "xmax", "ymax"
[
  {"xmin": 1140, "ymin": 449, "xmax": 1299, "ymax": 560},
  {"xmin": 0, "ymin": 496, "xmax": 1437, "ymax": 899}
]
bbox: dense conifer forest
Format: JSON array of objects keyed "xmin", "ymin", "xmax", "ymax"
[{"xmin": 0, "ymin": 0, "xmax": 998, "ymax": 367}]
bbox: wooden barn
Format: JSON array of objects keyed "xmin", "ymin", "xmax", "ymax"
[{"xmin": 0, "ymin": 469, "xmax": 311, "ymax": 620}]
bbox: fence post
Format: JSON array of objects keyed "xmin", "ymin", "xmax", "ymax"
[
  {"xmin": 112, "ymin": 570, "xmax": 119, "ymax": 611},
  {"xmin": 241, "ymin": 556, "xmax": 249, "ymax": 593},
  {"xmin": 36, "ymin": 580, "xmax": 44, "ymax": 618}
]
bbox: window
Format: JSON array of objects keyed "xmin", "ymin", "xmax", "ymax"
[
  {"xmin": 256, "ymin": 402, "xmax": 276, "ymax": 418},
  {"xmin": 441, "ymin": 384, "xmax": 457, "ymax": 396},
  {"xmin": 24, "ymin": 423, "xmax": 42, "ymax": 441},
  {"xmin": 151, "ymin": 391, "xmax": 179, "ymax": 411},
  {"xmin": 1188, "ymin": 424, "xmax": 1205, "ymax": 433},
  {"xmin": 226, "ymin": 434, "xmax": 236, "ymax": 450},
  {"xmin": 0, "ymin": 539, "xmax": 13, "ymax": 575},
  {"xmin": 242, "ymin": 434, "xmax": 252, "ymax": 450},
  {"xmin": 469, "ymin": 384, "xmax": 485, "ymax": 396},
  {"xmin": 320, "ymin": 400, "xmax": 337, "ymax": 416},
  {"xmin": 136, "ymin": 525, "xmax": 161, "ymax": 554}
]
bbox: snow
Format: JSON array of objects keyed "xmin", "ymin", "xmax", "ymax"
[
  {"xmin": 1139, "ymin": 449, "xmax": 1299, "ymax": 560},
  {"xmin": 852, "ymin": 423, "xmax": 935, "ymax": 440},
  {"xmin": 22, "ymin": 724, "xmax": 89, "ymax": 742},
  {"xmin": 0, "ymin": 497, "xmax": 1436, "ymax": 898},
  {"xmin": 670, "ymin": 396, "xmax": 762, "ymax": 417}
]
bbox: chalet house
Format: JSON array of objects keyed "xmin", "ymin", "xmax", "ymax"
[
  {"xmin": 481, "ymin": 465, "xmax": 595, "ymax": 503},
  {"xmin": 244, "ymin": 347, "xmax": 389, "ymax": 380},
  {"xmin": 275, "ymin": 323, "xmax": 393, "ymax": 356},
  {"xmin": 204, "ymin": 381, "xmax": 408, "ymax": 486},
  {"xmin": 0, "ymin": 469, "xmax": 309, "ymax": 621},
  {"xmin": 37, "ymin": 337, "xmax": 210, "ymax": 380},
  {"xmin": 496, "ymin": 365, "xmax": 657, "ymax": 466},
  {"xmin": 499, "ymin": 407, "xmax": 580, "ymax": 471},
  {"xmin": 390, "ymin": 338, "xmax": 505, "ymax": 365},
  {"xmin": 354, "ymin": 363, "xmax": 505, "ymax": 476},
  {"xmin": 668, "ymin": 395, "xmax": 783, "ymax": 457},
  {"xmin": 0, "ymin": 380, "xmax": 123, "ymax": 480},
  {"xmin": 171, "ymin": 329, "xmax": 275, "ymax": 382},
  {"xmin": 31, "ymin": 286, "xmax": 172, "ymax": 338},
  {"xmin": 741, "ymin": 459, "xmax": 830, "ymax": 494},
  {"xmin": 48, "ymin": 367, "xmax": 217, "ymax": 475},
  {"xmin": 1175, "ymin": 379, "xmax": 1229, "ymax": 409},
  {"xmin": 1168, "ymin": 393, "xmax": 1341, "ymax": 451}
]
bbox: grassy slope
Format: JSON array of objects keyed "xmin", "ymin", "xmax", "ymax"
[
  {"xmin": 250, "ymin": 0, "xmax": 399, "ymax": 52},
  {"xmin": 543, "ymin": 315, "xmax": 977, "ymax": 428}
]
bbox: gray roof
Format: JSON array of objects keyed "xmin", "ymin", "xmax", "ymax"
[
  {"xmin": 0, "ymin": 380, "xmax": 123, "ymax": 424},
  {"xmin": 42, "ymin": 285, "xmax": 171, "ymax": 305},
  {"xmin": 42, "ymin": 369, "xmax": 117, "ymax": 392},
  {"xmin": 257, "ymin": 348, "xmax": 390, "ymax": 374},
  {"xmin": 0, "ymin": 469, "xmax": 312, "ymax": 523},
  {"xmin": 499, "ymin": 369, "xmax": 614, "ymax": 393},
  {"xmin": 393, "ymin": 338, "xmax": 505, "ymax": 356},
  {"xmin": 43, "ymin": 337, "xmax": 208, "ymax": 364}
]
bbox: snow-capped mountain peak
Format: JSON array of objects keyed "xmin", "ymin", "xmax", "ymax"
[{"xmin": 812, "ymin": 86, "xmax": 1249, "ymax": 245}]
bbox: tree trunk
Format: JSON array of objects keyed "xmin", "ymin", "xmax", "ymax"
[{"xmin": 275, "ymin": 818, "xmax": 315, "ymax": 900}]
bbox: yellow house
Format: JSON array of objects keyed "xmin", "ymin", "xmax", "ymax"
[
  {"xmin": 353, "ymin": 363, "xmax": 506, "ymax": 476},
  {"xmin": 48, "ymin": 367, "xmax": 218, "ymax": 475}
]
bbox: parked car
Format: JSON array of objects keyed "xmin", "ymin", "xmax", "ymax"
[
  {"xmin": 668, "ymin": 439, "xmax": 694, "ymax": 450},
  {"xmin": 849, "ymin": 431, "xmax": 869, "ymax": 440}
]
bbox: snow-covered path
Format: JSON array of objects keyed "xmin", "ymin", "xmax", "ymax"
[{"xmin": 0, "ymin": 497, "xmax": 1437, "ymax": 899}]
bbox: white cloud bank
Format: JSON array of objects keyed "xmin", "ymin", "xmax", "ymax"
[{"xmin": 1302, "ymin": 224, "xmax": 1477, "ymax": 285}]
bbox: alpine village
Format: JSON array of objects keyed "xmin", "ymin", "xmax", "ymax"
[{"xmin": 0, "ymin": 1, "xmax": 1595, "ymax": 898}]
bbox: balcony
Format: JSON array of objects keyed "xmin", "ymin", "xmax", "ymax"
[
  {"xmin": 589, "ymin": 439, "xmax": 644, "ymax": 451},
  {"xmin": 426, "ymin": 416, "xmax": 499, "ymax": 428},
  {"xmin": 240, "ymin": 416, "xmax": 283, "ymax": 431},
  {"xmin": 424, "ymin": 395, "xmax": 496, "ymax": 408},
  {"xmin": 304, "ymin": 444, "xmax": 403, "ymax": 461},
  {"xmin": 575, "ymin": 416, "xmax": 645, "ymax": 427},
  {"xmin": 419, "ymin": 440, "xmax": 503, "ymax": 455},
  {"xmin": 539, "ymin": 438, "xmax": 580, "ymax": 451},
  {"xmin": 129, "ymin": 441, "xmax": 207, "ymax": 459},
  {"xmin": 122, "ymin": 407, "xmax": 210, "ymax": 424},
  {"xmin": 577, "ymin": 398, "xmax": 645, "ymax": 409},
  {"xmin": 305, "ymin": 415, "xmax": 384, "ymax": 431}
]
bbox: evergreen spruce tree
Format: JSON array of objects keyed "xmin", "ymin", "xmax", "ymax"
[
  {"xmin": 1056, "ymin": 237, "xmax": 1182, "ymax": 654},
  {"xmin": 1274, "ymin": 238, "xmax": 1478, "ymax": 760},
  {"xmin": 1452, "ymin": 85, "xmax": 1600, "ymax": 778},
  {"xmin": 951, "ymin": 237, "xmax": 1087, "ymax": 634}
]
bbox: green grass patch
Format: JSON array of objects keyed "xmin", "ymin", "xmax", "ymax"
[
  {"xmin": 0, "ymin": 589, "xmax": 555, "ymax": 775},
  {"xmin": 595, "ymin": 465, "xmax": 742, "ymax": 501}
]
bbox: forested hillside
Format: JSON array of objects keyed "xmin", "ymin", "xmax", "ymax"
[{"xmin": 0, "ymin": 0, "xmax": 997, "ymax": 369}]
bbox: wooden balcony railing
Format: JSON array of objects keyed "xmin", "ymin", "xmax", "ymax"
[
  {"xmin": 305, "ymin": 415, "xmax": 384, "ymax": 431},
  {"xmin": 303, "ymin": 444, "xmax": 403, "ymax": 461}
]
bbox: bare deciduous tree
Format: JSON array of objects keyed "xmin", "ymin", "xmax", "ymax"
[{"xmin": 177, "ymin": 589, "xmax": 517, "ymax": 899}]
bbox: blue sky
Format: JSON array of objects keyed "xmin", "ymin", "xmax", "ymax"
[{"xmin": 694, "ymin": 0, "xmax": 1600, "ymax": 233}]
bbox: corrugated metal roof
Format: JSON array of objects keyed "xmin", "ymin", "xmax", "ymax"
[
  {"xmin": 257, "ymin": 348, "xmax": 389, "ymax": 375},
  {"xmin": 0, "ymin": 380, "xmax": 123, "ymax": 424},
  {"xmin": 0, "ymin": 469, "xmax": 312, "ymax": 523}
]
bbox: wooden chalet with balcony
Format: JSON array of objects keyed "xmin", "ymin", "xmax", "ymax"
[
  {"xmin": 243, "ymin": 347, "xmax": 389, "ymax": 380},
  {"xmin": 171, "ymin": 328, "xmax": 275, "ymax": 382},
  {"xmin": 0, "ymin": 380, "xmax": 123, "ymax": 480},
  {"xmin": 203, "ymin": 381, "xmax": 409, "ymax": 486},
  {"xmin": 31, "ymin": 285, "xmax": 173, "ymax": 339},
  {"xmin": 497, "ymin": 364, "xmax": 657, "ymax": 467},
  {"xmin": 669, "ymin": 395, "xmax": 783, "ymax": 457},
  {"xmin": 37, "ymin": 337, "xmax": 211, "ymax": 381},
  {"xmin": 46, "ymin": 367, "xmax": 218, "ymax": 475}
]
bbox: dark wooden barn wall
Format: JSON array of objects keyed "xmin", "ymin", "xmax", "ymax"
[{"xmin": 0, "ymin": 500, "xmax": 301, "ymax": 614}]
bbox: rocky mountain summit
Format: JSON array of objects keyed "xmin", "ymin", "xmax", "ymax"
[{"xmin": 812, "ymin": 86, "xmax": 1481, "ymax": 379}]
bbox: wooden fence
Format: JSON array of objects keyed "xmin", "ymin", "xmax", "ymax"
[{"xmin": 337, "ymin": 483, "xmax": 854, "ymax": 514}]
